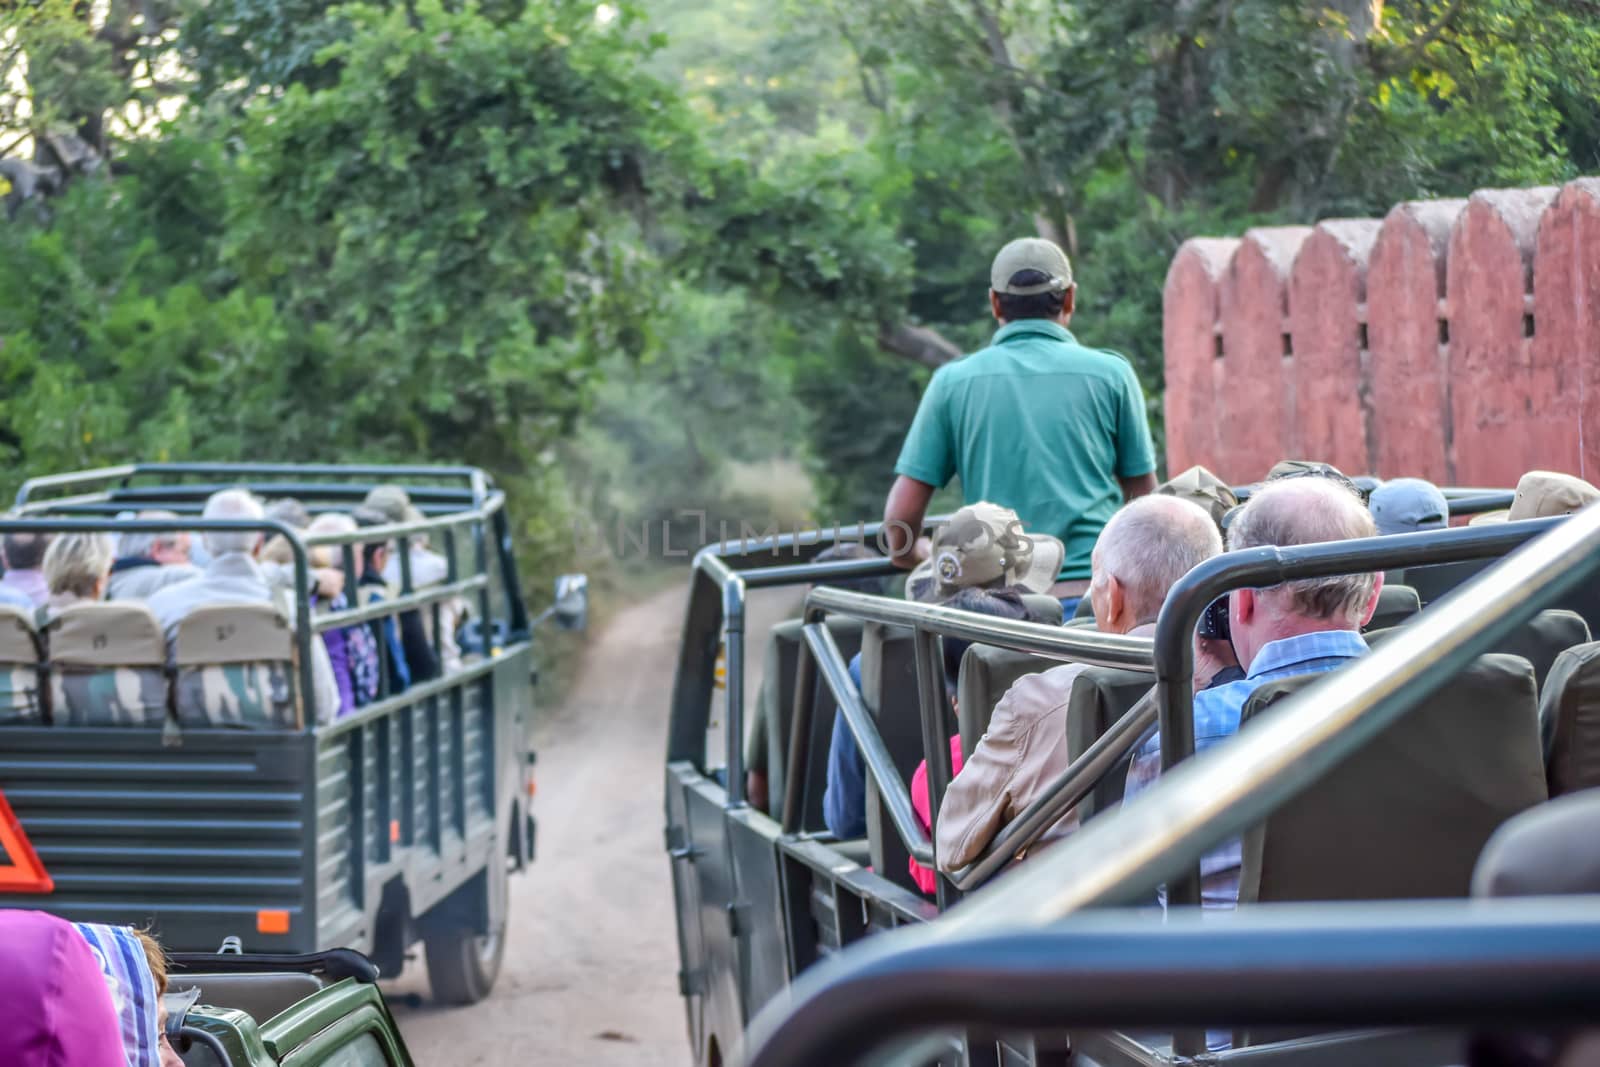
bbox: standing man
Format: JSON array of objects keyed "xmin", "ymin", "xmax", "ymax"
[{"xmin": 884, "ymin": 237, "xmax": 1157, "ymax": 608}]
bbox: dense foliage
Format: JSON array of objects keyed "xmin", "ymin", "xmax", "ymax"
[{"xmin": 3, "ymin": 0, "xmax": 1599, "ymax": 587}]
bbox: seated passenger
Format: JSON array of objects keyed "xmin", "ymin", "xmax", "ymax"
[
  {"xmin": 0, "ymin": 529, "xmax": 52, "ymax": 610},
  {"xmin": 107, "ymin": 512, "xmax": 200, "ymax": 600},
  {"xmin": 364, "ymin": 486, "xmax": 466, "ymax": 672},
  {"xmin": 259, "ymin": 497, "xmax": 313, "ymax": 566},
  {"xmin": 40, "ymin": 532, "xmax": 115, "ymax": 620},
  {"xmin": 306, "ymin": 512, "xmax": 382, "ymax": 715},
  {"xmin": 353, "ymin": 506, "xmax": 439, "ymax": 693},
  {"xmin": 1124, "ymin": 477, "xmax": 1383, "ymax": 910},
  {"xmin": 936, "ymin": 495, "xmax": 1223, "ymax": 873},
  {"xmin": 1156, "ymin": 465, "xmax": 1237, "ymax": 529},
  {"xmin": 75, "ymin": 923, "xmax": 180, "ymax": 1067},
  {"xmin": 1369, "ymin": 477, "xmax": 1449, "ymax": 535},
  {"xmin": 1470, "ymin": 470, "xmax": 1599, "ymax": 525},
  {"xmin": 822, "ymin": 503, "xmax": 1063, "ymax": 839},
  {"xmin": 146, "ymin": 489, "xmax": 342, "ymax": 723},
  {"xmin": 0, "ymin": 909, "xmax": 126, "ymax": 1066}
]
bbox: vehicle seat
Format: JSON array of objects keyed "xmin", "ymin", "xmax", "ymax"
[
  {"xmin": 1540, "ymin": 641, "xmax": 1600, "ymax": 796},
  {"xmin": 170, "ymin": 971, "xmax": 325, "ymax": 1025},
  {"xmin": 1472, "ymin": 788, "xmax": 1600, "ymax": 897},
  {"xmin": 760, "ymin": 616, "xmax": 864, "ymax": 821},
  {"xmin": 0, "ymin": 605, "xmax": 43, "ymax": 725},
  {"xmin": 1066, "ymin": 667, "xmax": 1152, "ymax": 819},
  {"xmin": 1365, "ymin": 608, "xmax": 1590, "ymax": 692},
  {"xmin": 43, "ymin": 602, "xmax": 167, "ymax": 727},
  {"xmin": 860, "ymin": 622, "xmax": 933, "ymax": 895},
  {"xmin": 955, "ymin": 645, "xmax": 1053, "ymax": 759},
  {"xmin": 1017, "ymin": 595, "xmax": 1064, "ymax": 626},
  {"xmin": 173, "ymin": 603, "xmax": 298, "ymax": 729},
  {"xmin": 1393, "ymin": 559, "xmax": 1492, "ymax": 607},
  {"xmin": 1363, "ymin": 584, "xmax": 1421, "ymax": 632},
  {"xmin": 1238, "ymin": 652, "xmax": 1547, "ymax": 904}
]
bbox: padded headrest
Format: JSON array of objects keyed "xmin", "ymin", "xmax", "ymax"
[
  {"xmin": 46, "ymin": 602, "xmax": 165, "ymax": 668},
  {"xmin": 0, "ymin": 604, "xmax": 39, "ymax": 665},
  {"xmin": 174, "ymin": 602, "xmax": 294, "ymax": 667},
  {"xmin": 1364, "ymin": 584, "xmax": 1421, "ymax": 632},
  {"xmin": 1018, "ymin": 594, "xmax": 1064, "ymax": 626},
  {"xmin": 1473, "ymin": 788, "xmax": 1600, "ymax": 897}
]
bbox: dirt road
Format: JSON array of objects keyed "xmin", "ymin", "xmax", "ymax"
[{"xmin": 390, "ymin": 581, "xmax": 797, "ymax": 1065}]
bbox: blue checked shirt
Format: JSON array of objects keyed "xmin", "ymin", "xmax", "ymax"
[{"xmin": 1124, "ymin": 628, "xmax": 1371, "ymax": 910}]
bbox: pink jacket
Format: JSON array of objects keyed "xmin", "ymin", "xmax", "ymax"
[
  {"xmin": 909, "ymin": 736, "xmax": 965, "ymax": 894},
  {"xmin": 0, "ymin": 909, "xmax": 126, "ymax": 1067}
]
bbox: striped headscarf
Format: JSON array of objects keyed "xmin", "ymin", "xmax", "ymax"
[{"xmin": 74, "ymin": 923, "xmax": 162, "ymax": 1067}]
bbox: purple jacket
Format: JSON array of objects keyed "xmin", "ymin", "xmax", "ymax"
[{"xmin": 0, "ymin": 910, "xmax": 127, "ymax": 1067}]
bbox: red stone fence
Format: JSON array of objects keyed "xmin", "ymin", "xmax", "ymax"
[{"xmin": 1163, "ymin": 180, "xmax": 1600, "ymax": 486}]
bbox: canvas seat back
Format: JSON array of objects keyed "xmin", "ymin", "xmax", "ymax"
[
  {"xmin": 761, "ymin": 616, "xmax": 865, "ymax": 821},
  {"xmin": 1540, "ymin": 641, "xmax": 1600, "ymax": 796},
  {"xmin": 0, "ymin": 605, "xmax": 43, "ymax": 725},
  {"xmin": 44, "ymin": 602, "xmax": 167, "ymax": 727},
  {"xmin": 173, "ymin": 602, "xmax": 298, "ymax": 729}
]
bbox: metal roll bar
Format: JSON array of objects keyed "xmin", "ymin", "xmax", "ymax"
[
  {"xmin": 743, "ymin": 896, "xmax": 1600, "ymax": 1067},
  {"xmin": 16, "ymin": 461, "xmax": 489, "ymax": 508}
]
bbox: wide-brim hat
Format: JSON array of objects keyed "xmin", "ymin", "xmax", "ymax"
[
  {"xmin": 1157, "ymin": 465, "xmax": 1238, "ymax": 528},
  {"xmin": 906, "ymin": 502, "xmax": 1064, "ymax": 603},
  {"xmin": 363, "ymin": 485, "xmax": 425, "ymax": 527},
  {"xmin": 1469, "ymin": 470, "xmax": 1600, "ymax": 525}
]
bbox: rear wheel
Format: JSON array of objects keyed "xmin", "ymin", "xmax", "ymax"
[{"xmin": 424, "ymin": 855, "xmax": 509, "ymax": 1005}]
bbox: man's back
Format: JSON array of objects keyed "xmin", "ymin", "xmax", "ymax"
[
  {"xmin": 146, "ymin": 554, "xmax": 272, "ymax": 642},
  {"xmin": 895, "ymin": 320, "xmax": 1154, "ymax": 578}
]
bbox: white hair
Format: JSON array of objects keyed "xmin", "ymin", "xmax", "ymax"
[
  {"xmin": 1092, "ymin": 495, "xmax": 1223, "ymax": 623},
  {"xmin": 1228, "ymin": 478, "xmax": 1378, "ymax": 625},
  {"xmin": 202, "ymin": 489, "xmax": 265, "ymax": 558}
]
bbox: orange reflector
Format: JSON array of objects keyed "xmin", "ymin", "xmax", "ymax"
[
  {"xmin": 257, "ymin": 910, "xmax": 290, "ymax": 935},
  {"xmin": 0, "ymin": 788, "xmax": 52, "ymax": 894},
  {"xmin": 389, "ymin": 820, "xmax": 401, "ymax": 843},
  {"xmin": 527, "ymin": 777, "xmax": 537, "ymax": 798}
]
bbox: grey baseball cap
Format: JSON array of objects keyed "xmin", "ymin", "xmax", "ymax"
[
  {"xmin": 1369, "ymin": 477, "xmax": 1449, "ymax": 535},
  {"xmin": 990, "ymin": 237, "xmax": 1073, "ymax": 295}
]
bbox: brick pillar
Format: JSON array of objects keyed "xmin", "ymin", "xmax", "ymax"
[
  {"xmin": 1289, "ymin": 219, "xmax": 1381, "ymax": 475},
  {"xmin": 1447, "ymin": 187, "xmax": 1560, "ymax": 486},
  {"xmin": 1532, "ymin": 178, "xmax": 1600, "ymax": 481},
  {"xmin": 1367, "ymin": 199, "xmax": 1465, "ymax": 482},
  {"xmin": 1219, "ymin": 226, "xmax": 1313, "ymax": 482},
  {"xmin": 1163, "ymin": 238, "xmax": 1239, "ymax": 475}
]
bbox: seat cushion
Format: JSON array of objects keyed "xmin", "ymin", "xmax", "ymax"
[
  {"xmin": 175, "ymin": 663, "xmax": 295, "ymax": 729},
  {"xmin": 51, "ymin": 667, "xmax": 168, "ymax": 727}
]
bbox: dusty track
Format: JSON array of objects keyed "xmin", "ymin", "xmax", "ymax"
[{"xmin": 389, "ymin": 581, "xmax": 797, "ymax": 1065}]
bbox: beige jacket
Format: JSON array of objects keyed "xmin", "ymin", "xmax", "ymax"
[{"xmin": 936, "ymin": 622, "xmax": 1155, "ymax": 872}]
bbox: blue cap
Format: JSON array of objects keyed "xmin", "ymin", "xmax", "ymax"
[{"xmin": 1369, "ymin": 478, "xmax": 1449, "ymax": 535}]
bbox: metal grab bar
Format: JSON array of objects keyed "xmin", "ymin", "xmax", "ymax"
[
  {"xmin": 946, "ymin": 690, "xmax": 1158, "ymax": 890},
  {"xmin": 804, "ymin": 623, "xmax": 933, "ymax": 866},
  {"xmin": 1151, "ymin": 515, "xmax": 1563, "ymax": 908},
  {"xmin": 15, "ymin": 461, "xmax": 487, "ymax": 507},
  {"xmin": 933, "ymin": 504, "xmax": 1600, "ymax": 938},
  {"xmin": 743, "ymin": 896, "xmax": 1600, "ymax": 1067}
]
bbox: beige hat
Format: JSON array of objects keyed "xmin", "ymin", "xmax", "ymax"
[
  {"xmin": 907, "ymin": 502, "xmax": 1064, "ymax": 603},
  {"xmin": 990, "ymin": 238, "xmax": 1073, "ymax": 295},
  {"xmin": 1469, "ymin": 470, "xmax": 1600, "ymax": 525},
  {"xmin": 1158, "ymin": 465, "xmax": 1238, "ymax": 528},
  {"xmin": 362, "ymin": 485, "xmax": 425, "ymax": 526}
]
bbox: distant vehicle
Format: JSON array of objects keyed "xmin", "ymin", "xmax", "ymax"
[
  {"xmin": 664, "ymin": 487, "xmax": 1600, "ymax": 1066},
  {"xmin": 0, "ymin": 463, "xmax": 588, "ymax": 1005},
  {"xmin": 168, "ymin": 946, "xmax": 416, "ymax": 1066}
]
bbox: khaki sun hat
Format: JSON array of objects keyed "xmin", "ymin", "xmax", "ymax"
[
  {"xmin": 1157, "ymin": 465, "xmax": 1238, "ymax": 528},
  {"xmin": 1469, "ymin": 470, "xmax": 1600, "ymax": 525},
  {"xmin": 362, "ymin": 485, "xmax": 425, "ymax": 527},
  {"xmin": 990, "ymin": 237, "xmax": 1073, "ymax": 295},
  {"xmin": 906, "ymin": 502, "xmax": 1064, "ymax": 604}
]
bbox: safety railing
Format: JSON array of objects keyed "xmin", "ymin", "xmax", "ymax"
[
  {"xmin": 743, "ymin": 896, "xmax": 1600, "ymax": 1067},
  {"xmin": 741, "ymin": 501, "xmax": 1600, "ymax": 1066},
  {"xmin": 0, "ymin": 486, "xmax": 516, "ymax": 728},
  {"xmin": 15, "ymin": 462, "xmax": 489, "ymax": 509}
]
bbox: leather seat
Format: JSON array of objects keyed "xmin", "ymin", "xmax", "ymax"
[
  {"xmin": 1540, "ymin": 641, "xmax": 1600, "ymax": 796},
  {"xmin": 860, "ymin": 622, "xmax": 933, "ymax": 895},
  {"xmin": 1363, "ymin": 584, "xmax": 1420, "ymax": 632},
  {"xmin": 1237, "ymin": 652, "xmax": 1547, "ymax": 904},
  {"xmin": 1065, "ymin": 667, "xmax": 1152, "ymax": 819},
  {"xmin": 754, "ymin": 616, "xmax": 864, "ymax": 820},
  {"xmin": 1473, "ymin": 788, "xmax": 1600, "ymax": 897},
  {"xmin": 1366, "ymin": 608, "xmax": 1589, "ymax": 692}
]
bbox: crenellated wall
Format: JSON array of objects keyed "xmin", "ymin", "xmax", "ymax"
[{"xmin": 1162, "ymin": 179, "xmax": 1600, "ymax": 485}]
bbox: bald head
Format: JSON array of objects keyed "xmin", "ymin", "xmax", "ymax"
[
  {"xmin": 1092, "ymin": 495, "xmax": 1223, "ymax": 627},
  {"xmin": 1229, "ymin": 478, "xmax": 1378, "ymax": 624}
]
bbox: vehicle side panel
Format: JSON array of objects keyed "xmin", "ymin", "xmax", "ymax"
[
  {"xmin": 725, "ymin": 808, "xmax": 788, "ymax": 1020},
  {"xmin": 0, "ymin": 727, "xmax": 316, "ymax": 953},
  {"xmin": 666, "ymin": 762, "xmax": 708, "ymax": 1060}
]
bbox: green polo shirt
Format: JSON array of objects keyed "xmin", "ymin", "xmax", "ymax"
[{"xmin": 894, "ymin": 320, "xmax": 1155, "ymax": 580}]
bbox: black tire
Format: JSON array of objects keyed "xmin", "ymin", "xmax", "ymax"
[{"xmin": 424, "ymin": 858, "xmax": 510, "ymax": 1005}]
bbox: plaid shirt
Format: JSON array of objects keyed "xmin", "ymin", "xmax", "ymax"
[{"xmin": 1124, "ymin": 628, "xmax": 1370, "ymax": 909}]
